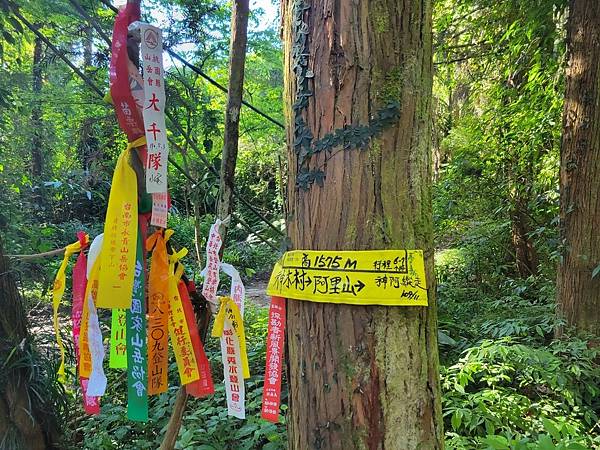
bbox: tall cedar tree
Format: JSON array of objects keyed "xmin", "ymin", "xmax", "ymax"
[
  {"xmin": 557, "ymin": 0, "xmax": 600, "ymax": 336},
  {"xmin": 281, "ymin": 0, "xmax": 443, "ymax": 448},
  {"xmin": 0, "ymin": 236, "xmax": 49, "ymax": 449}
]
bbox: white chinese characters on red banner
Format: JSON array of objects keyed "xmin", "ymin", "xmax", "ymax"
[{"xmin": 261, "ymin": 296, "xmax": 286, "ymax": 423}]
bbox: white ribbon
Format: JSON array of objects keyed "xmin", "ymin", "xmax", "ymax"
[
  {"xmin": 200, "ymin": 219, "xmax": 222, "ymax": 305},
  {"xmin": 219, "ymin": 262, "xmax": 246, "ymax": 418},
  {"xmin": 201, "ymin": 220, "xmax": 248, "ymax": 418},
  {"xmin": 86, "ymin": 234, "xmax": 107, "ymax": 397}
]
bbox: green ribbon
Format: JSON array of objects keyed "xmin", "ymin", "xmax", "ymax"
[
  {"xmin": 109, "ymin": 309, "xmax": 127, "ymax": 368},
  {"xmin": 126, "ymin": 230, "xmax": 148, "ymax": 421}
]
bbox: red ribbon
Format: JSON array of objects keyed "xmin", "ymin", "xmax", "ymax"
[
  {"xmin": 71, "ymin": 249, "xmax": 100, "ymax": 415},
  {"xmin": 110, "ymin": 2, "xmax": 146, "ymax": 151},
  {"xmin": 179, "ymin": 280, "xmax": 214, "ymax": 397},
  {"xmin": 261, "ymin": 296, "xmax": 286, "ymax": 422}
]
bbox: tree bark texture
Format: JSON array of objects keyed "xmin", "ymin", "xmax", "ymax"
[
  {"xmin": 0, "ymin": 236, "xmax": 48, "ymax": 450},
  {"xmin": 510, "ymin": 193, "xmax": 539, "ymax": 278},
  {"xmin": 78, "ymin": 25, "xmax": 98, "ymax": 171},
  {"xmin": 556, "ymin": 0, "xmax": 600, "ymax": 336},
  {"xmin": 217, "ymin": 0, "xmax": 250, "ymax": 239},
  {"xmin": 282, "ymin": 1, "xmax": 443, "ymax": 449}
]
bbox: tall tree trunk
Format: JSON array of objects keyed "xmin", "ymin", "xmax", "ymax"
[
  {"xmin": 0, "ymin": 236, "xmax": 49, "ymax": 449},
  {"xmin": 162, "ymin": 3, "xmax": 249, "ymax": 447},
  {"xmin": 217, "ymin": 0, "xmax": 250, "ymax": 240},
  {"xmin": 78, "ymin": 25, "xmax": 97, "ymax": 171},
  {"xmin": 282, "ymin": 1, "xmax": 443, "ymax": 449},
  {"xmin": 556, "ymin": 0, "xmax": 600, "ymax": 336},
  {"xmin": 31, "ymin": 30, "xmax": 44, "ymax": 178}
]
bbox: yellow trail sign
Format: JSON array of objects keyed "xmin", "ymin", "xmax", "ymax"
[{"xmin": 266, "ymin": 250, "xmax": 428, "ymax": 306}]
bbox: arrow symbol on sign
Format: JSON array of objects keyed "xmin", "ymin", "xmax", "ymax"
[{"xmin": 354, "ymin": 280, "xmax": 366, "ymax": 292}]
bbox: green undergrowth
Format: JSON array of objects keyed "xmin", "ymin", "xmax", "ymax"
[
  {"xmin": 13, "ymin": 233, "xmax": 599, "ymax": 450},
  {"xmin": 62, "ymin": 305, "xmax": 287, "ymax": 450},
  {"xmin": 437, "ymin": 248, "xmax": 600, "ymax": 450}
]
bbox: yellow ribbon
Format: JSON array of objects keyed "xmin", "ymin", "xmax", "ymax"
[
  {"xmin": 211, "ymin": 296, "xmax": 250, "ymax": 379},
  {"xmin": 167, "ymin": 247, "xmax": 200, "ymax": 385},
  {"xmin": 96, "ymin": 136, "xmax": 145, "ymax": 308},
  {"xmin": 52, "ymin": 235, "xmax": 89, "ymax": 383}
]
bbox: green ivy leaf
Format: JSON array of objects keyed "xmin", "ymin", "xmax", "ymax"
[{"xmin": 592, "ymin": 263, "xmax": 600, "ymax": 279}]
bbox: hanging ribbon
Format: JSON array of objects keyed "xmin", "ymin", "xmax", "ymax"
[
  {"xmin": 146, "ymin": 229, "xmax": 172, "ymax": 395},
  {"xmin": 71, "ymin": 237, "xmax": 100, "ymax": 414},
  {"xmin": 261, "ymin": 296, "xmax": 286, "ymax": 423},
  {"xmin": 109, "ymin": 309, "xmax": 127, "ymax": 368},
  {"xmin": 201, "ymin": 219, "xmax": 222, "ymax": 303},
  {"xmin": 221, "ymin": 263, "xmax": 246, "ymax": 313},
  {"xmin": 86, "ymin": 235, "xmax": 107, "ymax": 397},
  {"xmin": 127, "ymin": 229, "xmax": 148, "ymax": 421},
  {"xmin": 96, "ymin": 136, "xmax": 145, "ymax": 309},
  {"xmin": 79, "ymin": 259, "xmax": 96, "ymax": 379},
  {"xmin": 167, "ymin": 247, "xmax": 200, "ymax": 385},
  {"xmin": 109, "ymin": 1, "xmax": 144, "ymax": 142},
  {"xmin": 211, "ymin": 296, "xmax": 250, "ymax": 419},
  {"xmin": 179, "ymin": 280, "xmax": 214, "ymax": 398},
  {"xmin": 221, "ymin": 264, "xmax": 247, "ymax": 417},
  {"xmin": 79, "ymin": 234, "xmax": 101, "ymax": 401},
  {"xmin": 52, "ymin": 233, "xmax": 89, "ymax": 383}
]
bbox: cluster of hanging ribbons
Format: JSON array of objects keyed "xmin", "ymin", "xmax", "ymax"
[
  {"xmin": 52, "ymin": 228, "xmax": 221, "ymax": 421},
  {"xmin": 50, "ymin": 2, "xmax": 284, "ymax": 424}
]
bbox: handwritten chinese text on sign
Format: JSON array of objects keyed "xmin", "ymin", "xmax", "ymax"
[{"xmin": 266, "ymin": 250, "xmax": 428, "ymax": 306}]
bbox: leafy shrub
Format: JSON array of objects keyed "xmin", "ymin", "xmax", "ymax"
[
  {"xmin": 442, "ymin": 337, "xmax": 600, "ymax": 449},
  {"xmin": 65, "ymin": 305, "xmax": 287, "ymax": 449}
]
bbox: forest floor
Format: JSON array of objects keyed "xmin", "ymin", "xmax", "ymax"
[{"xmin": 25, "ymin": 277, "xmax": 271, "ymax": 355}]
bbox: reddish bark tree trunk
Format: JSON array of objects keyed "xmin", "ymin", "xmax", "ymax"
[
  {"xmin": 0, "ymin": 236, "xmax": 49, "ymax": 449},
  {"xmin": 282, "ymin": 0, "xmax": 443, "ymax": 448},
  {"xmin": 556, "ymin": 0, "xmax": 600, "ymax": 336}
]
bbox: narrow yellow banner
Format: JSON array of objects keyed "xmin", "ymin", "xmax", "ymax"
[
  {"xmin": 266, "ymin": 250, "xmax": 428, "ymax": 306},
  {"xmin": 96, "ymin": 137, "xmax": 144, "ymax": 308},
  {"xmin": 52, "ymin": 236, "xmax": 88, "ymax": 383},
  {"xmin": 167, "ymin": 248, "xmax": 200, "ymax": 385}
]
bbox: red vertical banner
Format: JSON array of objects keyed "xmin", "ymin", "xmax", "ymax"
[
  {"xmin": 71, "ymin": 241, "xmax": 100, "ymax": 415},
  {"xmin": 261, "ymin": 296, "xmax": 286, "ymax": 423},
  {"xmin": 179, "ymin": 281, "xmax": 214, "ymax": 397},
  {"xmin": 109, "ymin": 2, "xmax": 145, "ymax": 143}
]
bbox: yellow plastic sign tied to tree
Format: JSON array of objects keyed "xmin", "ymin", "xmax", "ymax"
[
  {"xmin": 266, "ymin": 250, "xmax": 428, "ymax": 306},
  {"xmin": 52, "ymin": 234, "xmax": 89, "ymax": 383},
  {"xmin": 167, "ymin": 247, "xmax": 200, "ymax": 385},
  {"xmin": 96, "ymin": 136, "xmax": 145, "ymax": 309}
]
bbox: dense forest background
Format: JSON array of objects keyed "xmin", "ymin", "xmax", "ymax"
[{"xmin": 0, "ymin": 0, "xmax": 599, "ymax": 448}]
